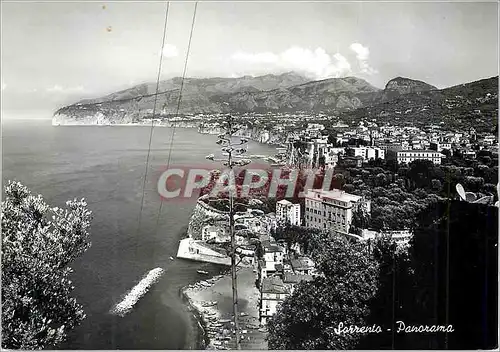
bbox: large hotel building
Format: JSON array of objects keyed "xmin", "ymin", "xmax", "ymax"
[
  {"xmin": 396, "ymin": 150, "xmax": 445, "ymax": 165},
  {"xmin": 304, "ymin": 189, "xmax": 370, "ymax": 234}
]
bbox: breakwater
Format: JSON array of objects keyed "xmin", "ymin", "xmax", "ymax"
[{"xmin": 110, "ymin": 267, "xmax": 165, "ymax": 317}]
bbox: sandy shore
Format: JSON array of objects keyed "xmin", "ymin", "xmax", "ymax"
[{"xmin": 182, "ymin": 267, "xmax": 268, "ymax": 350}]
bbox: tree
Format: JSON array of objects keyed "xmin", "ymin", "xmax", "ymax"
[
  {"xmin": 350, "ymin": 203, "xmax": 371, "ymax": 236},
  {"xmin": 407, "ymin": 160, "xmax": 434, "ymax": 189},
  {"xmin": 273, "ymin": 225, "xmax": 319, "ymax": 254},
  {"xmin": 1, "ymin": 181, "xmax": 92, "ymax": 349},
  {"xmin": 385, "ymin": 159, "xmax": 398, "ymax": 173},
  {"xmin": 332, "ymin": 173, "xmax": 346, "ymax": 189},
  {"xmin": 406, "ymin": 200, "xmax": 498, "ymax": 349},
  {"xmin": 359, "ymin": 236, "xmax": 415, "ymax": 349},
  {"xmin": 375, "ymin": 173, "xmax": 387, "ymax": 187},
  {"xmin": 343, "ymin": 183, "xmax": 355, "ymax": 193},
  {"xmin": 267, "ymin": 233, "xmax": 379, "ymax": 349},
  {"xmin": 431, "ymin": 179, "xmax": 442, "ymax": 192},
  {"xmin": 441, "ymin": 148, "xmax": 451, "ymax": 158}
]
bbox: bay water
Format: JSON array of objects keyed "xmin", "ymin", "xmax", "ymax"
[{"xmin": 1, "ymin": 119, "xmax": 276, "ymax": 349}]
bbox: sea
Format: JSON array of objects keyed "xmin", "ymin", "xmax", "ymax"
[{"xmin": 1, "ymin": 118, "xmax": 277, "ymax": 349}]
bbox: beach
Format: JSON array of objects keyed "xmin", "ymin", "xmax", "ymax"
[{"xmin": 182, "ymin": 267, "xmax": 268, "ymax": 350}]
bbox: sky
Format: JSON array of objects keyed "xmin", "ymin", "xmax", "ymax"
[{"xmin": 1, "ymin": 1, "xmax": 498, "ymax": 116}]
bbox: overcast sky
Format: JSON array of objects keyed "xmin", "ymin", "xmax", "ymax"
[{"xmin": 1, "ymin": 1, "xmax": 498, "ymax": 116}]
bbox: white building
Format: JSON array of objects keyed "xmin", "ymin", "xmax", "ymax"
[
  {"xmin": 304, "ymin": 189, "xmax": 371, "ymax": 234},
  {"xmin": 276, "ymin": 200, "xmax": 301, "ymax": 226},
  {"xmin": 361, "ymin": 229, "xmax": 413, "ymax": 246},
  {"xmin": 296, "ymin": 136, "xmax": 341, "ymax": 169},
  {"xmin": 430, "ymin": 142, "xmax": 452, "ymax": 155},
  {"xmin": 201, "ymin": 225, "xmax": 228, "ymax": 243},
  {"xmin": 260, "ymin": 277, "xmax": 289, "ymax": 325},
  {"xmin": 349, "ymin": 146, "xmax": 385, "ymax": 161},
  {"xmin": 258, "ymin": 242, "xmax": 287, "ymax": 286},
  {"xmin": 262, "ymin": 244, "xmax": 286, "ymax": 272},
  {"xmin": 397, "ymin": 150, "xmax": 445, "ymax": 165},
  {"xmin": 307, "ymin": 123, "xmax": 325, "ymax": 131},
  {"xmin": 290, "ymin": 256, "xmax": 316, "ymax": 276},
  {"xmin": 482, "ymin": 135, "xmax": 496, "ymax": 145}
]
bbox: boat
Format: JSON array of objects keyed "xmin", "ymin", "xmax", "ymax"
[
  {"xmin": 197, "ymin": 270, "xmax": 209, "ymax": 275},
  {"xmin": 169, "ymin": 256, "xmax": 174, "ymax": 260},
  {"xmin": 247, "ymin": 154, "xmax": 267, "ymax": 159}
]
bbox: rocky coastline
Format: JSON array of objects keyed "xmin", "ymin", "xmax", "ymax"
[
  {"xmin": 180, "ymin": 268, "xmax": 267, "ymax": 350},
  {"xmin": 52, "ymin": 113, "xmax": 286, "ymax": 147},
  {"xmin": 181, "ymin": 274, "xmax": 227, "ymax": 350}
]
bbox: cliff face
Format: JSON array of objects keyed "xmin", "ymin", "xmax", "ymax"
[
  {"xmin": 384, "ymin": 76, "xmax": 437, "ymax": 94},
  {"xmin": 381, "ymin": 76, "xmax": 437, "ymax": 102},
  {"xmin": 186, "ymin": 200, "xmax": 229, "ymax": 240},
  {"xmin": 53, "ymin": 105, "xmax": 138, "ymax": 125}
]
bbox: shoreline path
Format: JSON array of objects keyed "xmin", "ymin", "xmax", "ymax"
[{"xmin": 184, "ymin": 267, "xmax": 268, "ymax": 350}]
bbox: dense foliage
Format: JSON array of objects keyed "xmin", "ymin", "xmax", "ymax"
[
  {"xmin": 338, "ymin": 154, "xmax": 498, "ymax": 230},
  {"xmin": 267, "ymin": 232, "xmax": 379, "ymax": 349},
  {"xmin": 268, "ymin": 200, "xmax": 498, "ymax": 349},
  {"xmin": 1, "ymin": 181, "xmax": 92, "ymax": 349},
  {"xmin": 404, "ymin": 201, "xmax": 498, "ymax": 349}
]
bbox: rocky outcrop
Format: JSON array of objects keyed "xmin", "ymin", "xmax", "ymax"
[
  {"xmin": 186, "ymin": 199, "xmax": 229, "ymax": 240},
  {"xmin": 198, "ymin": 124, "xmax": 286, "ymax": 145},
  {"xmin": 381, "ymin": 76, "xmax": 437, "ymax": 101}
]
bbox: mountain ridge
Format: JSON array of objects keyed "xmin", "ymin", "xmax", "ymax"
[
  {"xmin": 54, "ymin": 73, "xmax": 498, "ymax": 132},
  {"xmin": 344, "ymin": 75, "xmax": 498, "ymax": 132},
  {"xmin": 57, "ymin": 73, "xmax": 386, "ymax": 116}
]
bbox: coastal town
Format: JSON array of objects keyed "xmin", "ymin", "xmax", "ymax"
[
  {"xmin": 175, "ymin": 113, "xmax": 498, "ymax": 349},
  {"xmin": 3, "ymin": 1, "xmax": 498, "ymax": 350}
]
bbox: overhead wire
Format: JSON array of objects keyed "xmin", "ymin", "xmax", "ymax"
[
  {"xmin": 154, "ymin": 1, "xmax": 198, "ymax": 231},
  {"xmin": 136, "ymin": 1, "xmax": 171, "ymax": 236}
]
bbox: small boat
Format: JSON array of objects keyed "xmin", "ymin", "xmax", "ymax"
[
  {"xmin": 197, "ymin": 270, "xmax": 209, "ymax": 275},
  {"xmin": 169, "ymin": 256, "xmax": 174, "ymax": 260}
]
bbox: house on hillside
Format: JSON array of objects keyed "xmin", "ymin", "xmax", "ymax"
[{"xmin": 259, "ymin": 277, "xmax": 290, "ymax": 325}]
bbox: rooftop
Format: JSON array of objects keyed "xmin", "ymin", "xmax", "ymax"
[
  {"xmin": 397, "ymin": 149, "xmax": 443, "ymax": 153},
  {"xmin": 261, "ymin": 277, "xmax": 289, "ymax": 295},
  {"xmin": 290, "ymin": 257, "xmax": 315, "ymax": 270},
  {"xmin": 283, "ymin": 274, "xmax": 314, "ymax": 284},
  {"xmin": 259, "ymin": 234, "xmax": 271, "ymax": 243},
  {"xmin": 305, "ymin": 188, "xmax": 362, "ymax": 203},
  {"xmin": 264, "ymin": 244, "xmax": 285, "ymax": 253}
]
